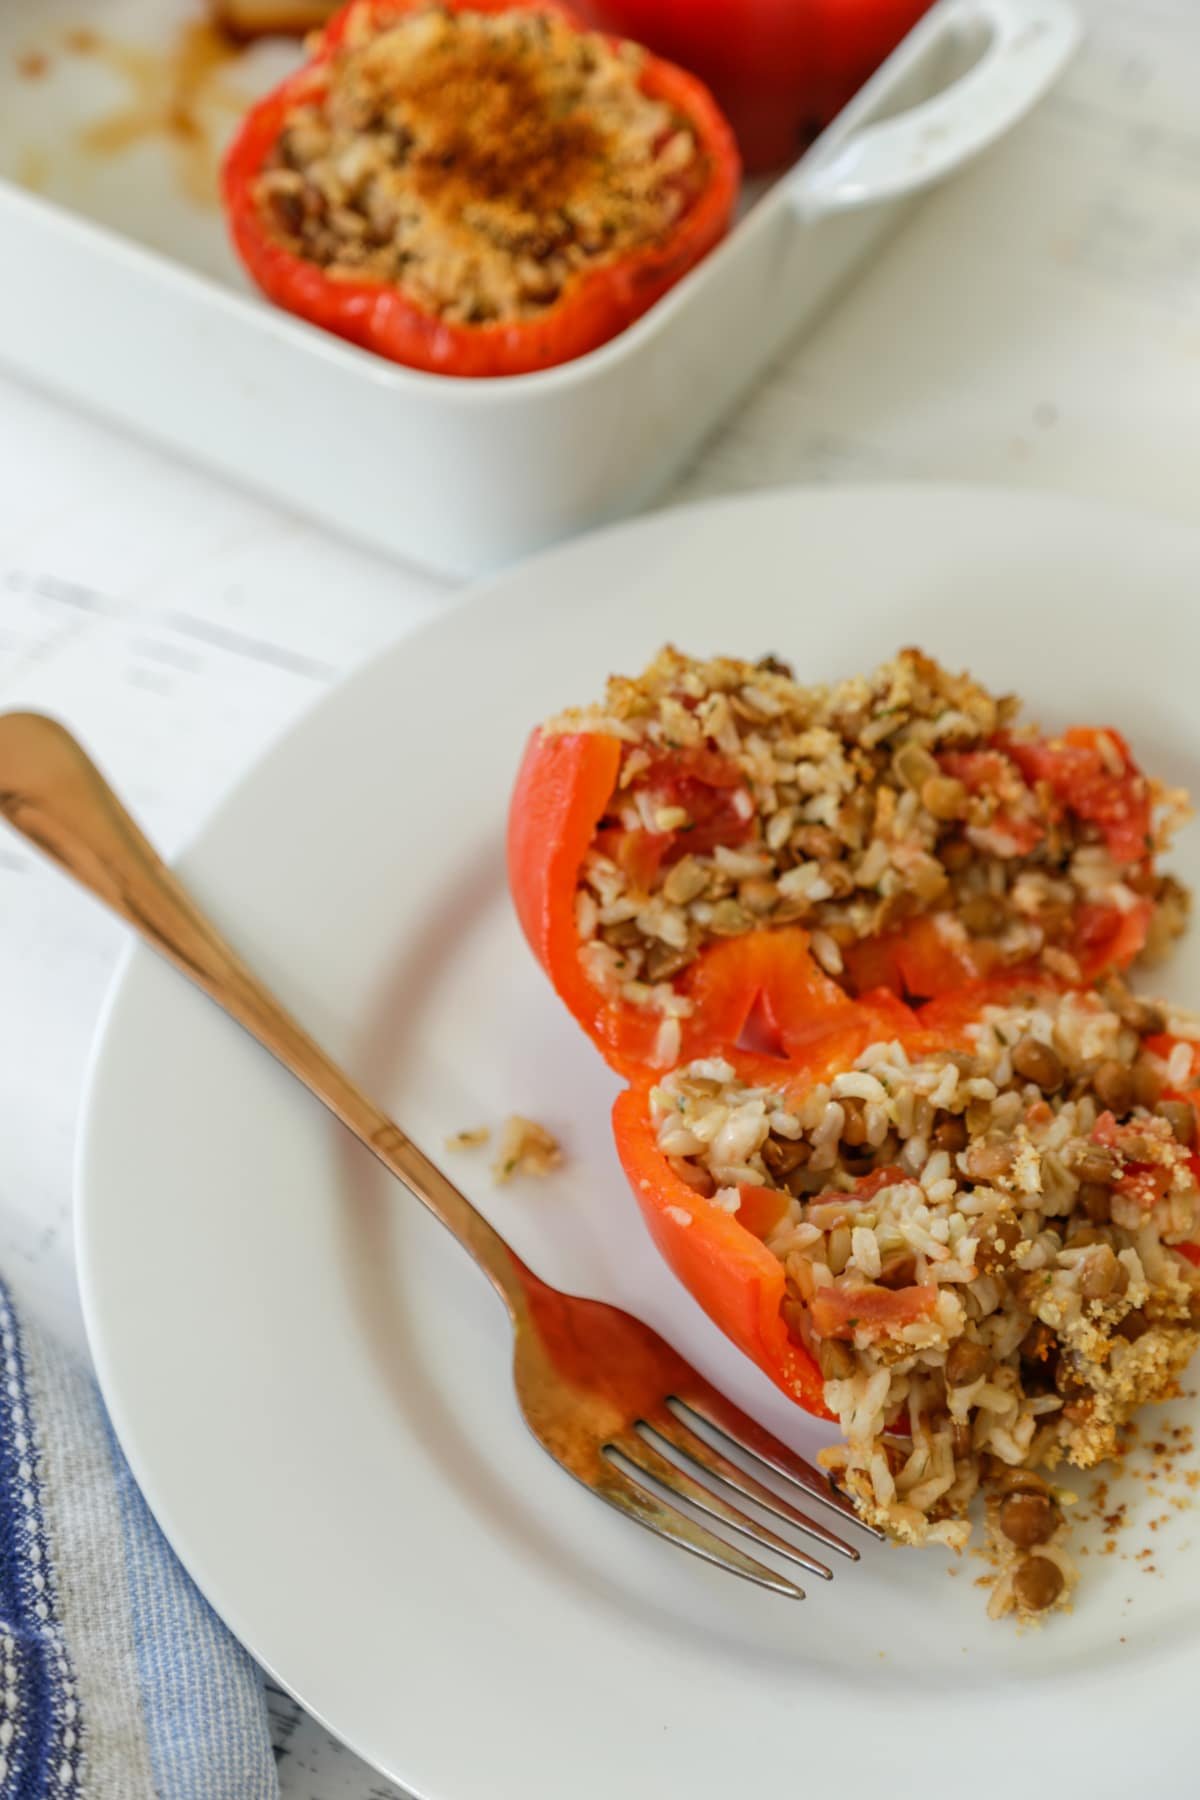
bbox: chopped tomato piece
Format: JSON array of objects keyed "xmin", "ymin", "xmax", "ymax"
[
  {"xmin": 1144, "ymin": 1031, "xmax": 1198, "ymax": 1086},
  {"xmin": 848, "ymin": 1164, "xmax": 909, "ymax": 1203},
  {"xmin": 939, "ymin": 749, "xmax": 1018, "ymax": 795},
  {"xmin": 636, "ymin": 743, "xmax": 745, "ymax": 792},
  {"xmin": 1092, "ymin": 1109, "xmax": 1175, "ymax": 1207},
  {"xmin": 622, "ymin": 745, "xmax": 753, "ymax": 863},
  {"xmin": 810, "ymin": 1281, "xmax": 938, "ymax": 1341},
  {"xmin": 1118, "ymin": 1162, "xmax": 1172, "ymax": 1209},
  {"xmin": 1092, "ymin": 1110, "xmax": 1120, "ymax": 1149},
  {"xmin": 1073, "ymin": 899, "xmax": 1151, "ymax": 970},
  {"xmin": 593, "ymin": 825, "xmax": 672, "ymax": 890},
  {"xmin": 594, "ymin": 745, "xmax": 752, "ymax": 889},
  {"xmin": 938, "ymin": 747, "xmax": 1045, "ymax": 855},
  {"xmin": 1176, "ymin": 1243, "xmax": 1200, "ymax": 1268},
  {"xmin": 997, "ymin": 727, "xmax": 1152, "ymax": 866}
]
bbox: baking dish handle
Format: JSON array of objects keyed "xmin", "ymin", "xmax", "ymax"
[{"xmin": 790, "ymin": 0, "xmax": 1080, "ymax": 221}]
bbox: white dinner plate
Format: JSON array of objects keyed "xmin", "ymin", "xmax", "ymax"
[{"xmin": 78, "ymin": 486, "xmax": 1200, "ymax": 1800}]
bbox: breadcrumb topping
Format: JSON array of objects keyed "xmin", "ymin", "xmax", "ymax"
[{"xmin": 255, "ymin": 5, "xmax": 705, "ymax": 322}]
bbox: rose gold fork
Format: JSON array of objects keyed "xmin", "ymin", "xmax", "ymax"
[{"xmin": 0, "ymin": 711, "xmax": 879, "ymax": 1599}]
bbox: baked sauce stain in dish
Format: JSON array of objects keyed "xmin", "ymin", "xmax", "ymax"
[
  {"xmin": 62, "ymin": 18, "xmax": 252, "ymax": 205},
  {"xmin": 14, "ymin": 147, "xmax": 50, "ymax": 194},
  {"xmin": 13, "ymin": 49, "xmax": 51, "ymax": 79}
]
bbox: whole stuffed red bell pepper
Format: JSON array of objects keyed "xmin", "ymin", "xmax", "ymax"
[
  {"xmin": 508, "ymin": 645, "xmax": 1187, "ymax": 1076},
  {"xmin": 221, "ymin": 0, "xmax": 740, "ymax": 376},
  {"xmin": 611, "ymin": 971, "xmax": 1200, "ymax": 1606},
  {"xmin": 577, "ymin": 0, "xmax": 934, "ymax": 172}
]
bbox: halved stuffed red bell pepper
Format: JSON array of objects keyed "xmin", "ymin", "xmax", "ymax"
[
  {"xmin": 221, "ymin": 0, "xmax": 740, "ymax": 376},
  {"xmin": 508, "ymin": 714, "xmax": 867, "ymax": 1074},
  {"xmin": 612, "ymin": 986, "xmax": 929, "ymax": 1415},
  {"xmin": 509, "ymin": 646, "xmax": 1188, "ymax": 1077},
  {"xmin": 611, "ymin": 973, "xmax": 1200, "ymax": 1584}
]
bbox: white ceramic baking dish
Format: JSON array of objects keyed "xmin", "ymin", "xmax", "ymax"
[{"xmin": 0, "ymin": 0, "xmax": 1078, "ymax": 577}]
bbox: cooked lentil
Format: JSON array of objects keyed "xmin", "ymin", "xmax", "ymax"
[
  {"xmin": 254, "ymin": 5, "xmax": 707, "ymax": 323},
  {"xmin": 551, "ymin": 647, "xmax": 1189, "ymax": 1040},
  {"xmin": 998, "ymin": 1489, "xmax": 1059, "ymax": 1548},
  {"xmin": 648, "ymin": 983, "xmax": 1200, "ymax": 1620},
  {"xmin": 1011, "ymin": 1553, "xmax": 1065, "ymax": 1612}
]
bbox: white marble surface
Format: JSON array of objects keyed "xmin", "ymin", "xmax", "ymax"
[{"xmin": 5, "ymin": 0, "xmax": 1200, "ymax": 1790}]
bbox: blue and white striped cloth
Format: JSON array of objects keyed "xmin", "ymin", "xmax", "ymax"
[{"xmin": 0, "ymin": 1277, "xmax": 277, "ymax": 1799}]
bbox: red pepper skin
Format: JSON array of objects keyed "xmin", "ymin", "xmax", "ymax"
[
  {"xmin": 842, "ymin": 917, "xmax": 989, "ymax": 1000},
  {"xmin": 221, "ymin": 0, "xmax": 740, "ymax": 377},
  {"xmin": 614, "ymin": 1080, "xmax": 829, "ymax": 1415},
  {"xmin": 577, "ymin": 0, "xmax": 932, "ymax": 173},
  {"xmin": 841, "ymin": 898, "xmax": 1152, "ymax": 1002},
  {"xmin": 508, "ymin": 728, "xmax": 630, "ymax": 1053},
  {"xmin": 612, "ymin": 1004, "xmax": 923, "ymax": 1417}
]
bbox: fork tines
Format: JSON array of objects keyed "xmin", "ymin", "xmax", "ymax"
[{"xmin": 600, "ymin": 1383, "xmax": 882, "ymax": 1599}]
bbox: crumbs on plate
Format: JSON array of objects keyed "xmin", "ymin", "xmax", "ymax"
[{"xmin": 446, "ymin": 1117, "xmax": 563, "ymax": 1183}]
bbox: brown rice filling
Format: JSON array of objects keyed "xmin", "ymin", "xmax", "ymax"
[
  {"xmin": 649, "ymin": 979, "xmax": 1200, "ymax": 1619},
  {"xmin": 254, "ymin": 5, "xmax": 706, "ymax": 322},
  {"xmin": 556, "ymin": 647, "xmax": 1188, "ymax": 1036}
]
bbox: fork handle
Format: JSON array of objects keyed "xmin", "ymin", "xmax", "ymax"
[{"xmin": 0, "ymin": 711, "xmax": 539, "ymax": 1319}]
